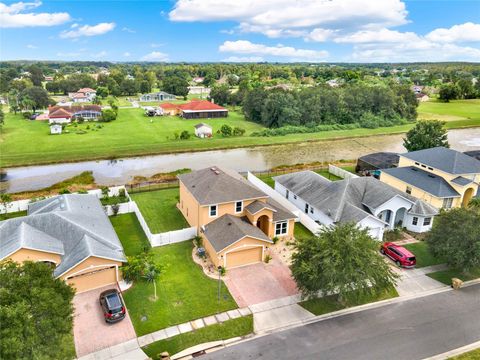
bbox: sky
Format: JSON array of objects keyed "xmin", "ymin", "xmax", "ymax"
[{"xmin": 1, "ymin": 0, "xmax": 479, "ymax": 63}]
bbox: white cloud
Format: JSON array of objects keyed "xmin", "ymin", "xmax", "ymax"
[
  {"xmin": 305, "ymin": 28, "xmax": 336, "ymax": 42},
  {"xmin": 333, "ymin": 28, "xmax": 421, "ymax": 43},
  {"xmin": 0, "ymin": 1, "xmax": 71, "ymax": 28},
  {"xmin": 150, "ymin": 43, "xmax": 165, "ymax": 48},
  {"xmin": 26, "ymin": 44, "xmax": 38, "ymax": 49},
  {"xmin": 123, "ymin": 52, "xmax": 131, "ymax": 57},
  {"xmin": 219, "ymin": 40, "xmax": 328, "ymax": 61},
  {"xmin": 121, "ymin": 26, "xmax": 136, "ymax": 33},
  {"xmin": 425, "ymin": 22, "xmax": 480, "ymax": 43},
  {"xmin": 60, "ymin": 22, "xmax": 116, "ymax": 38},
  {"xmin": 91, "ymin": 50, "xmax": 107, "ymax": 58},
  {"xmin": 142, "ymin": 51, "xmax": 169, "ymax": 61},
  {"xmin": 222, "ymin": 56, "xmax": 264, "ymax": 62},
  {"xmin": 170, "ymin": 0, "xmax": 408, "ymax": 38}
]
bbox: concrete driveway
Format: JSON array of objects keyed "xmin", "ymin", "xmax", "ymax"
[
  {"xmin": 73, "ymin": 285, "xmax": 137, "ymax": 358},
  {"xmin": 224, "ymin": 256, "xmax": 299, "ymax": 307},
  {"xmin": 392, "ymin": 264, "xmax": 448, "ymax": 296}
]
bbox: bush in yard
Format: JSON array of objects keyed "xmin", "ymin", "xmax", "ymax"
[
  {"xmin": 111, "ymin": 203, "xmax": 120, "ymax": 216},
  {"xmin": 179, "ymin": 130, "xmax": 191, "ymax": 140},
  {"xmin": 291, "ymin": 223, "xmax": 398, "ymax": 305},
  {"xmin": 233, "ymin": 127, "xmax": 246, "ymax": 136},
  {"xmin": 403, "ymin": 120, "xmax": 449, "ymax": 152},
  {"xmin": 122, "ymin": 252, "xmax": 160, "ymax": 283},
  {"xmin": 0, "ymin": 260, "xmax": 75, "ymax": 360},
  {"xmin": 426, "ymin": 207, "xmax": 480, "ymax": 272},
  {"xmin": 99, "ymin": 109, "xmax": 117, "ymax": 122},
  {"xmin": 220, "ymin": 124, "xmax": 233, "ymax": 137}
]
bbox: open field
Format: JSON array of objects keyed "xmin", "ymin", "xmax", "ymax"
[
  {"xmin": 1, "ymin": 100, "xmax": 479, "ymax": 168},
  {"xmin": 418, "ymin": 99, "xmax": 480, "ymax": 122}
]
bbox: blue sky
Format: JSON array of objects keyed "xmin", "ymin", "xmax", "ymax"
[{"xmin": 1, "ymin": 0, "xmax": 479, "ymax": 62}]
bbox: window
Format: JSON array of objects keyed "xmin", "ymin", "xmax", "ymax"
[
  {"xmin": 421, "ymin": 164, "xmax": 427, "ymax": 168},
  {"xmin": 286, "ymin": 190, "xmax": 289, "ymax": 199},
  {"xmin": 235, "ymin": 201, "xmax": 243, "ymax": 213},
  {"xmin": 209, "ymin": 205, "xmax": 217, "ymax": 217},
  {"xmin": 412, "ymin": 217, "xmax": 418, "ymax": 226},
  {"xmin": 442, "ymin": 197, "xmax": 454, "ymax": 209},
  {"xmin": 428, "ymin": 167, "xmax": 433, "ymax": 171},
  {"xmin": 406, "ymin": 186, "xmax": 412, "ymax": 195},
  {"xmin": 305, "ymin": 203, "xmax": 309, "ymax": 214},
  {"xmin": 414, "ymin": 162, "xmax": 420, "ymax": 165},
  {"xmin": 310, "ymin": 207, "xmax": 314, "ymax": 214},
  {"xmin": 293, "ymin": 195, "xmax": 297, "ymax": 200},
  {"xmin": 423, "ymin": 217, "xmax": 431, "ymax": 226},
  {"xmin": 275, "ymin": 221, "xmax": 288, "ymax": 236}
]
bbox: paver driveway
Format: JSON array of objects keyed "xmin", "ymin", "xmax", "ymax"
[
  {"xmin": 73, "ymin": 285, "xmax": 137, "ymax": 358},
  {"xmin": 224, "ymin": 256, "xmax": 298, "ymax": 307}
]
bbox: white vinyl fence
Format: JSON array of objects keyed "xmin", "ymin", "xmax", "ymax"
[
  {"xmin": 328, "ymin": 164, "xmax": 359, "ymax": 180},
  {"xmin": 247, "ymin": 172, "xmax": 322, "ymax": 235}
]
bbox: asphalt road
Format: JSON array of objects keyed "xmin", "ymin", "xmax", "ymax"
[{"xmin": 203, "ymin": 284, "xmax": 480, "ymax": 360}]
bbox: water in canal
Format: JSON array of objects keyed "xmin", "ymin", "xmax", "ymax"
[{"xmin": 2, "ymin": 128, "xmax": 480, "ymax": 193}]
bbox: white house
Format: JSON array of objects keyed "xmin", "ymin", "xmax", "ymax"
[
  {"xmin": 194, "ymin": 123, "xmax": 213, "ymax": 138},
  {"xmin": 273, "ymin": 171, "xmax": 438, "ymax": 241},
  {"xmin": 50, "ymin": 124, "xmax": 62, "ymax": 134},
  {"xmin": 69, "ymin": 88, "xmax": 96, "ymax": 103},
  {"xmin": 139, "ymin": 91, "xmax": 176, "ymax": 102}
]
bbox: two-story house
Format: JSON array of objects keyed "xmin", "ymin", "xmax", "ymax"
[
  {"xmin": 380, "ymin": 147, "xmax": 480, "ymax": 209},
  {"xmin": 177, "ymin": 167, "xmax": 296, "ymax": 268}
]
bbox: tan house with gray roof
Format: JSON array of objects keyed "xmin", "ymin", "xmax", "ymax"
[{"xmin": 178, "ymin": 167, "xmax": 296, "ymax": 268}]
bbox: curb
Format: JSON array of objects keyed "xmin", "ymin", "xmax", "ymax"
[{"xmin": 423, "ymin": 340, "xmax": 480, "ymax": 359}]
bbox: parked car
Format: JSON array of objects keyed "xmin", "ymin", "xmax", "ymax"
[
  {"xmin": 99, "ymin": 289, "xmax": 126, "ymax": 323},
  {"xmin": 380, "ymin": 242, "xmax": 416, "ymax": 268}
]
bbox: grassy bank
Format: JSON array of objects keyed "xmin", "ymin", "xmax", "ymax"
[{"xmin": 2, "ymin": 100, "xmax": 479, "ymax": 168}]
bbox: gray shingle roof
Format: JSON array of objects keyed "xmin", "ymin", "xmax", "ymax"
[
  {"xmin": 245, "ymin": 200, "xmax": 277, "ymax": 215},
  {"xmin": 409, "ymin": 200, "xmax": 438, "ymax": 216},
  {"xmin": 451, "ymin": 176, "xmax": 473, "ymax": 186},
  {"xmin": 381, "ymin": 166, "xmax": 460, "ymax": 198},
  {"xmin": 178, "ymin": 167, "xmax": 267, "ymax": 205},
  {"xmin": 274, "ymin": 171, "xmax": 438, "ymax": 223},
  {"xmin": 266, "ymin": 198, "xmax": 297, "ymax": 222},
  {"xmin": 402, "ymin": 147, "xmax": 480, "ymax": 174},
  {"xmin": 194, "ymin": 123, "xmax": 212, "ymax": 129},
  {"xmin": 203, "ymin": 214, "xmax": 272, "ymax": 252},
  {"xmin": 0, "ymin": 194, "xmax": 126, "ymax": 277}
]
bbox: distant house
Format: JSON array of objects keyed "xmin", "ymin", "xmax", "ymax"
[
  {"xmin": 188, "ymin": 86, "xmax": 211, "ymax": 97},
  {"xmin": 144, "ymin": 106, "xmax": 163, "ymax": 116},
  {"xmin": 415, "ymin": 93, "xmax": 429, "ymax": 102},
  {"xmin": 48, "ymin": 105, "xmax": 102, "ymax": 124},
  {"xmin": 412, "ymin": 85, "xmax": 424, "ymax": 94},
  {"xmin": 69, "ymin": 88, "xmax": 96, "ymax": 103},
  {"xmin": 326, "ymin": 79, "xmax": 340, "ymax": 87},
  {"xmin": 178, "ymin": 100, "xmax": 228, "ymax": 119},
  {"xmin": 159, "ymin": 102, "xmax": 180, "ymax": 116},
  {"xmin": 192, "ymin": 77, "xmax": 204, "ymax": 84},
  {"xmin": 139, "ymin": 91, "xmax": 176, "ymax": 102},
  {"xmin": 194, "ymin": 123, "xmax": 213, "ymax": 138},
  {"xmin": 274, "ymin": 171, "xmax": 438, "ymax": 240},
  {"xmin": 50, "ymin": 124, "xmax": 62, "ymax": 134},
  {"xmin": 44, "ymin": 76, "xmax": 54, "ymax": 82}
]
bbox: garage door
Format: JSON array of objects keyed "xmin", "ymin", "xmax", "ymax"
[
  {"xmin": 226, "ymin": 247, "xmax": 263, "ymax": 268},
  {"xmin": 66, "ymin": 266, "xmax": 117, "ymax": 294}
]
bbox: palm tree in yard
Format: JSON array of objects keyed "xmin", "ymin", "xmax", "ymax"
[{"xmin": 143, "ymin": 264, "xmax": 161, "ymax": 300}]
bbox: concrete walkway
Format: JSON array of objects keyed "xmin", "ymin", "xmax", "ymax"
[
  {"xmin": 394, "ymin": 264, "xmax": 448, "ymax": 296},
  {"xmin": 77, "ymin": 339, "xmax": 148, "ymax": 360}
]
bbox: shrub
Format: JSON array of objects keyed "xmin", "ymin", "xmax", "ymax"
[
  {"xmin": 99, "ymin": 109, "xmax": 117, "ymax": 122},
  {"xmin": 218, "ymin": 266, "xmax": 226, "ymax": 276},
  {"xmin": 118, "ymin": 188, "xmax": 126, "ymax": 198},
  {"xmin": 265, "ymin": 254, "xmax": 272, "ymax": 263},
  {"xmin": 272, "ymin": 236, "xmax": 279, "ymax": 244},
  {"xmin": 76, "ymin": 116, "xmax": 85, "ymax": 124},
  {"xmin": 220, "ymin": 124, "xmax": 233, "ymax": 137},
  {"xmin": 77, "ymin": 189, "xmax": 88, "ymax": 194},
  {"xmin": 22, "ymin": 112, "xmax": 32, "ymax": 119},
  {"xmin": 193, "ymin": 235, "xmax": 203, "ymax": 248},
  {"xmin": 233, "ymin": 127, "xmax": 246, "ymax": 136},
  {"xmin": 122, "ymin": 252, "xmax": 158, "ymax": 283},
  {"xmin": 58, "ymin": 188, "xmax": 70, "ymax": 194},
  {"xmin": 179, "ymin": 130, "xmax": 191, "ymax": 140},
  {"xmin": 101, "ymin": 186, "xmax": 109, "ymax": 199},
  {"xmin": 111, "ymin": 203, "xmax": 120, "ymax": 216}
]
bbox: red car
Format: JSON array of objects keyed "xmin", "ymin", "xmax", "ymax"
[{"xmin": 380, "ymin": 242, "xmax": 416, "ymax": 268}]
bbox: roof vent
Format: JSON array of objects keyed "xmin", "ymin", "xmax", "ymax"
[
  {"xmin": 227, "ymin": 222, "xmax": 232, "ymax": 226},
  {"xmin": 214, "ymin": 170, "xmax": 220, "ymax": 175},
  {"xmin": 210, "ymin": 167, "xmax": 217, "ymax": 171}
]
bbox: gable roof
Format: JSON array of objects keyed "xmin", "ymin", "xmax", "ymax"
[
  {"xmin": 401, "ymin": 147, "xmax": 480, "ymax": 174},
  {"xmin": 194, "ymin": 123, "xmax": 212, "ymax": 129},
  {"xmin": 382, "ymin": 166, "xmax": 460, "ymax": 198},
  {"xmin": 78, "ymin": 88, "xmax": 96, "ymax": 93},
  {"xmin": 178, "ymin": 167, "xmax": 267, "ymax": 205},
  {"xmin": 49, "ymin": 105, "xmax": 101, "ymax": 118},
  {"xmin": 203, "ymin": 214, "xmax": 272, "ymax": 252},
  {"xmin": 159, "ymin": 102, "xmax": 178, "ymax": 110},
  {"xmin": 274, "ymin": 171, "xmax": 438, "ymax": 223},
  {"xmin": 0, "ymin": 194, "xmax": 126, "ymax": 277}
]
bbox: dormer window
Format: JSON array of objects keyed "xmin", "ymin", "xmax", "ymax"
[{"xmin": 235, "ymin": 201, "xmax": 243, "ymax": 213}]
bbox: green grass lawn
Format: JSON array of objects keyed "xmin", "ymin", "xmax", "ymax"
[
  {"xmin": 142, "ymin": 316, "xmax": 253, "ymax": 358},
  {"xmin": 426, "ymin": 268, "xmax": 480, "ymax": 285},
  {"xmin": 100, "ymin": 195, "xmax": 129, "ymax": 206},
  {"xmin": 300, "ymin": 286, "xmax": 399, "ymax": 316},
  {"xmin": 130, "ymin": 188, "xmax": 188, "ymax": 233},
  {"xmin": 294, "ymin": 223, "xmax": 315, "ymax": 241},
  {"xmin": 402, "ymin": 242, "xmax": 445, "ymax": 268},
  {"xmin": 0, "ymin": 210, "xmax": 27, "ymax": 220},
  {"xmin": 418, "ymin": 99, "xmax": 480, "ymax": 122},
  {"xmin": 110, "ymin": 213, "xmax": 151, "ymax": 256},
  {"xmin": 451, "ymin": 348, "xmax": 480, "ymax": 360},
  {"xmin": 122, "ymin": 241, "xmax": 237, "ymax": 336},
  {"xmin": 2, "ymin": 101, "xmax": 479, "ymax": 168}
]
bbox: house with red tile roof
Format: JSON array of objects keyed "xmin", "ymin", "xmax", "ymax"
[
  {"xmin": 69, "ymin": 88, "xmax": 97, "ymax": 103},
  {"xmin": 159, "ymin": 100, "xmax": 228, "ymax": 118},
  {"xmin": 48, "ymin": 105, "xmax": 102, "ymax": 124}
]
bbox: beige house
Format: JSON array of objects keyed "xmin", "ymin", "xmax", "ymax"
[
  {"xmin": 178, "ymin": 167, "xmax": 296, "ymax": 268},
  {"xmin": 380, "ymin": 147, "xmax": 480, "ymax": 209},
  {"xmin": 0, "ymin": 195, "xmax": 126, "ymax": 293}
]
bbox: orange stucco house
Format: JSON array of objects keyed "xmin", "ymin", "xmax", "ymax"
[
  {"xmin": 0, "ymin": 195, "xmax": 126, "ymax": 293},
  {"xmin": 178, "ymin": 167, "xmax": 296, "ymax": 268}
]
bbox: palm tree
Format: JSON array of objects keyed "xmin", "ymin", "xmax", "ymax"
[{"xmin": 143, "ymin": 264, "xmax": 161, "ymax": 300}]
